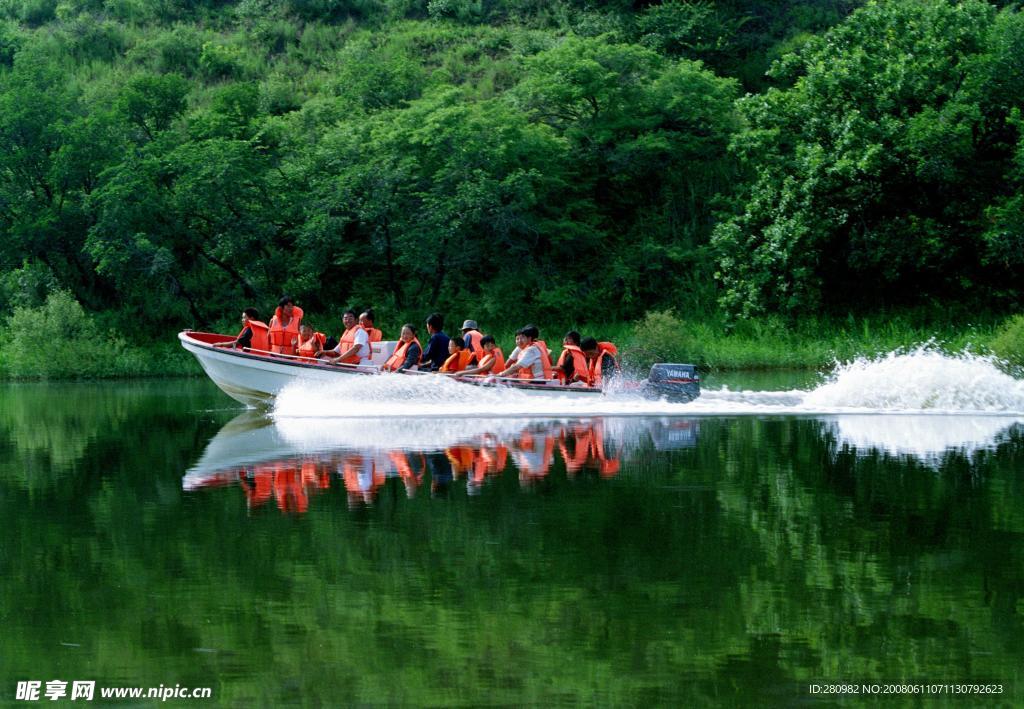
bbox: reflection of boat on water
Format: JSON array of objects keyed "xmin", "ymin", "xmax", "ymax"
[
  {"xmin": 649, "ymin": 418, "xmax": 701, "ymax": 451},
  {"xmin": 184, "ymin": 413, "xmax": 698, "ymax": 512},
  {"xmin": 178, "ymin": 330, "xmax": 700, "ymax": 407}
]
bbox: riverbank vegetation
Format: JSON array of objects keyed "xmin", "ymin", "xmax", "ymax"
[
  {"xmin": 0, "ymin": 0, "xmax": 1021, "ymax": 377},
  {"xmin": 0, "ymin": 290, "xmax": 1016, "ymax": 378}
]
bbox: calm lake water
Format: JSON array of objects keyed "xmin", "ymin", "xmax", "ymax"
[{"xmin": 2, "ymin": 375, "xmax": 1023, "ymax": 706}]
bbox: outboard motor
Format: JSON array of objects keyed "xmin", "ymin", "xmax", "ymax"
[{"xmin": 645, "ymin": 363, "xmax": 701, "ymax": 402}]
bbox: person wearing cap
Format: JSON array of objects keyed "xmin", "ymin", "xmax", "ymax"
[
  {"xmin": 461, "ymin": 319, "xmax": 484, "ymax": 357},
  {"xmin": 459, "ymin": 335, "xmax": 505, "ymax": 376}
]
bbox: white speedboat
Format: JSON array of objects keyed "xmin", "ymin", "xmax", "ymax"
[{"xmin": 179, "ymin": 330, "xmax": 700, "ymax": 407}]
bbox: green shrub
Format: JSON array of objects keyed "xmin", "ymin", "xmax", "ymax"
[
  {"xmin": 199, "ymin": 41, "xmax": 246, "ymax": 81},
  {"xmin": 990, "ymin": 314, "xmax": 1024, "ymax": 369},
  {"xmin": 18, "ymin": 0, "xmax": 57, "ymax": 26},
  {"xmin": 625, "ymin": 310, "xmax": 703, "ymax": 369},
  {"xmin": 0, "ymin": 291, "xmax": 196, "ymax": 379}
]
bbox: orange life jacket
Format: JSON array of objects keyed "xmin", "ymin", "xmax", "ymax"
[
  {"xmin": 477, "ymin": 347, "xmax": 505, "ymax": 375},
  {"xmin": 342, "ymin": 455, "xmax": 385, "ymax": 503},
  {"xmin": 363, "ymin": 326, "xmax": 383, "ymax": 343},
  {"xmin": 383, "ymin": 337, "xmax": 421, "ymax": 372},
  {"xmin": 515, "ymin": 430, "xmax": 555, "ymax": 478},
  {"xmin": 297, "ymin": 332, "xmax": 326, "ymax": 359},
  {"xmin": 588, "ymin": 342, "xmax": 619, "ymax": 388},
  {"xmin": 239, "ymin": 320, "xmax": 270, "ymax": 352},
  {"xmin": 517, "ymin": 341, "xmax": 553, "ymax": 380},
  {"xmin": 478, "ymin": 445, "xmax": 508, "ymax": 477},
  {"xmin": 590, "ymin": 424, "xmax": 621, "ymax": 478},
  {"xmin": 389, "ymin": 451, "xmax": 425, "ymax": 493},
  {"xmin": 445, "ymin": 446, "xmax": 475, "ymax": 476},
  {"xmin": 268, "ymin": 306, "xmax": 304, "ymax": 355},
  {"xmin": 559, "ymin": 427, "xmax": 594, "ymax": 474},
  {"xmin": 272, "ymin": 465, "xmax": 308, "ymax": 514},
  {"xmin": 338, "ymin": 326, "xmax": 365, "ymax": 364},
  {"xmin": 556, "ymin": 344, "xmax": 590, "ymax": 385},
  {"xmin": 471, "ymin": 450, "xmax": 489, "ymax": 483},
  {"xmin": 441, "ymin": 349, "xmax": 473, "ymax": 373},
  {"xmin": 301, "ymin": 459, "xmax": 330, "ymax": 489},
  {"xmin": 464, "ymin": 329, "xmax": 483, "ymax": 356},
  {"xmin": 243, "ymin": 466, "xmax": 274, "ymax": 508}
]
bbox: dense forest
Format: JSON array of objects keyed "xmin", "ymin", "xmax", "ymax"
[{"xmin": 0, "ymin": 0, "xmax": 1022, "ymax": 360}]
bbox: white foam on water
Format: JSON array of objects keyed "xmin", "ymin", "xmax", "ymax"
[
  {"xmin": 802, "ymin": 347, "xmax": 1024, "ymax": 413},
  {"xmin": 272, "ymin": 347, "xmax": 1024, "ymax": 418},
  {"xmin": 827, "ymin": 414, "xmax": 1019, "ymax": 465},
  {"xmin": 273, "ymin": 372, "xmax": 696, "ymax": 418}
]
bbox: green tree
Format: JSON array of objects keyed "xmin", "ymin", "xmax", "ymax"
[
  {"xmin": 87, "ymin": 83, "xmax": 297, "ymax": 324},
  {"xmin": 713, "ymin": 0, "xmax": 1024, "ymax": 318},
  {"xmin": 0, "ymin": 51, "xmax": 122, "ymax": 311},
  {"xmin": 300, "ymin": 87, "xmax": 569, "ymax": 317},
  {"xmin": 513, "ymin": 35, "xmax": 739, "ymax": 314}
]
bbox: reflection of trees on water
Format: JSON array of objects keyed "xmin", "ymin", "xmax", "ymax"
[
  {"xmin": 706, "ymin": 418, "xmax": 1024, "ymax": 689},
  {"xmin": 0, "ymin": 381, "xmax": 217, "ymax": 494},
  {"xmin": 4, "ymin": 398, "xmax": 1024, "ymax": 704}
]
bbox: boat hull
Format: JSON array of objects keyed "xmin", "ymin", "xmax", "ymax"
[
  {"xmin": 180, "ymin": 331, "xmax": 383, "ymax": 407},
  {"xmin": 179, "ymin": 331, "xmax": 606, "ymax": 407}
]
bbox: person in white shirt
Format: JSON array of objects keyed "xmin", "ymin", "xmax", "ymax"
[
  {"xmin": 317, "ymin": 310, "xmax": 372, "ymax": 366},
  {"xmin": 498, "ymin": 325, "xmax": 544, "ymax": 379}
]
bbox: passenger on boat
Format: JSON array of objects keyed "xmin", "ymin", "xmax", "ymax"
[
  {"xmin": 382, "ymin": 324, "xmax": 422, "ymax": 372},
  {"xmin": 581, "ymin": 337, "xmax": 619, "ymax": 387},
  {"xmin": 215, "ymin": 308, "xmax": 269, "ymax": 351},
  {"xmin": 267, "ymin": 296, "xmax": 304, "ymax": 356},
  {"xmin": 459, "ymin": 335, "xmax": 505, "ymax": 376},
  {"xmin": 296, "ymin": 324, "xmax": 326, "ymax": 359},
  {"xmin": 317, "ymin": 310, "xmax": 371, "ymax": 366},
  {"xmin": 420, "ymin": 312, "xmax": 451, "ymax": 372},
  {"xmin": 460, "ymin": 320, "xmax": 484, "ymax": 357},
  {"xmin": 497, "ymin": 325, "xmax": 552, "ymax": 381},
  {"xmin": 439, "ymin": 336, "xmax": 473, "ymax": 373},
  {"xmin": 360, "ymin": 310, "xmax": 383, "ymax": 343},
  {"xmin": 553, "ymin": 330, "xmax": 590, "ymax": 386}
]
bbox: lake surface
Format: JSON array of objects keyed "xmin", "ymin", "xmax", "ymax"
[{"xmin": 2, "ymin": 366, "xmax": 1023, "ymax": 706}]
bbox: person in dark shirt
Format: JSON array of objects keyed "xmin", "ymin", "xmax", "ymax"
[
  {"xmin": 553, "ymin": 330, "xmax": 583, "ymax": 383},
  {"xmin": 396, "ymin": 324, "xmax": 423, "ymax": 372},
  {"xmin": 581, "ymin": 337, "xmax": 618, "ymax": 383},
  {"xmin": 420, "ymin": 312, "xmax": 451, "ymax": 371},
  {"xmin": 215, "ymin": 308, "xmax": 260, "ymax": 349}
]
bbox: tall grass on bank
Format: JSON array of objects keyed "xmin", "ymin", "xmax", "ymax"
[
  {"xmin": 990, "ymin": 314, "xmax": 1024, "ymax": 371},
  {"xmin": 624, "ymin": 310, "xmax": 1011, "ymax": 372},
  {"xmin": 0, "ymin": 292, "xmax": 199, "ymax": 379}
]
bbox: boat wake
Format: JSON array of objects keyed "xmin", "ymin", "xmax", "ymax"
[{"xmin": 273, "ymin": 347, "xmax": 1024, "ymax": 419}]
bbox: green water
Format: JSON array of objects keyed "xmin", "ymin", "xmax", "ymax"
[{"xmin": 1, "ymin": 379, "xmax": 1023, "ymax": 706}]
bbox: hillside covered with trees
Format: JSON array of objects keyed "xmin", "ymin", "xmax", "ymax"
[{"xmin": 0, "ymin": 0, "xmax": 1022, "ymax": 369}]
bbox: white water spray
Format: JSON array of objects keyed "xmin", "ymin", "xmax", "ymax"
[
  {"xmin": 273, "ymin": 347, "xmax": 1024, "ymax": 418},
  {"xmin": 802, "ymin": 347, "xmax": 1024, "ymax": 412}
]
